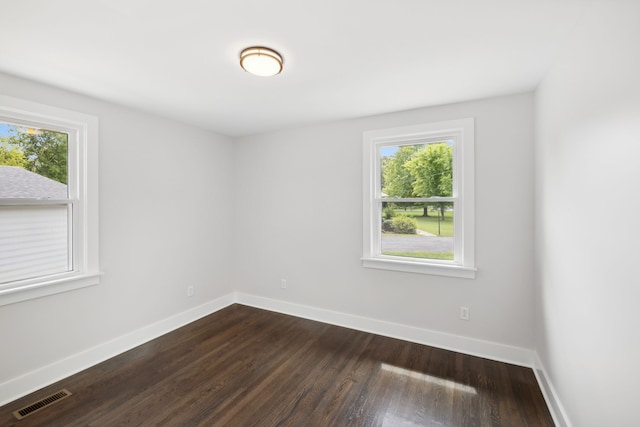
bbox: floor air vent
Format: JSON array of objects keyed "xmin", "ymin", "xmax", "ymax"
[{"xmin": 13, "ymin": 389, "xmax": 72, "ymax": 420}]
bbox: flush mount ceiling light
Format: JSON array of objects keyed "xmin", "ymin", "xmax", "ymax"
[{"xmin": 239, "ymin": 46, "xmax": 283, "ymax": 77}]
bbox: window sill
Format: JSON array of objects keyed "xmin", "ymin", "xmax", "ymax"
[
  {"xmin": 0, "ymin": 272, "xmax": 102, "ymax": 307},
  {"xmin": 362, "ymin": 257, "xmax": 476, "ymax": 279}
]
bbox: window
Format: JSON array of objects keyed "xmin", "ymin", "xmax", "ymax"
[
  {"xmin": 362, "ymin": 118, "xmax": 475, "ymax": 278},
  {"xmin": 0, "ymin": 95, "xmax": 99, "ymax": 305}
]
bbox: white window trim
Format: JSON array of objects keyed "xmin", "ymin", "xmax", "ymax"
[
  {"xmin": 362, "ymin": 118, "xmax": 475, "ymax": 279},
  {"xmin": 0, "ymin": 95, "xmax": 100, "ymax": 306}
]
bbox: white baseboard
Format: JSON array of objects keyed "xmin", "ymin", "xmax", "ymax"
[
  {"xmin": 1, "ymin": 291, "xmax": 548, "ymax": 413},
  {"xmin": 236, "ymin": 293, "xmax": 534, "ymax": 367},
  {"xmin": 0, "ymin": 292, "xmax": 236, "ymax": 407},
  {"xmin": 533, "ymin": 352, "xmax": 572, "ymax": 427}
]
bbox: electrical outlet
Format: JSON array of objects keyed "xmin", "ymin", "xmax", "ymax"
[
  {"xmin": 187, "ymin": 286, "xmax": 194, "ymax": 297},
  {"xmin": 280, "ymin": 279, "xmax": 287, "ymax": 289},
  {"xmin": 459, "ymin": 306, "xmax": 470, "ymax": 321}
]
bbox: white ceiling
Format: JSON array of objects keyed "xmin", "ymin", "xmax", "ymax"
[{"xmin": 0, "ymin": 0, "xmax": 585, "ymax": 137}]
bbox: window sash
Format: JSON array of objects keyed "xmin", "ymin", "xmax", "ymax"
[
  {"xmin": 374, "ymin": 197, "xmax": 456, "ymax": 203},
  {"xmin": 0, "ymin": 118, "xmax": 78, "ymax": 286},
  {"xmin": 371, "ymin": 139, "xmax": 460, "ymax": 265}
]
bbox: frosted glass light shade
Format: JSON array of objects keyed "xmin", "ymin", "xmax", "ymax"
[{"xmin": 240, "ymin": 46, "xmax": 283, "ymax": 76}]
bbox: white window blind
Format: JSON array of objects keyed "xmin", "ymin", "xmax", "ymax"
[{"xmin": 0, "ymin": 205, "xmax": 71, "ymax": 285}]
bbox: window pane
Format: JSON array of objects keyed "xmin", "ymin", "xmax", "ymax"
[
  {"xmin": 380, "ymin": 141, "xmax": 452, "ymax": 198},
  {"xmin": 381, "ymin": 202, "xmax": 454, "ymax": 260},
  {"xmin": 0, "ymin": 205, "xmax": 71, "ymax": 284},
  {"xmin": 0, "ymin": 122, "xmax": 68, "ymax": 198}
]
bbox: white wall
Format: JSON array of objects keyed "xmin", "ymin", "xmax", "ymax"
[
  {"xmin": 0, "ymin": 73, "xmax": 234, "ymax": 385},
  {"xmin": 534, "ymin": 1, "xmax": 640, "ymax": 426},
  {"xmin": 233, "ymin": 93, "xmax": 536, "ymax": 350}
]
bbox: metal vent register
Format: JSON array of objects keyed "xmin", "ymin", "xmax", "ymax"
[{"xmin": 13, "ymin": 389, "xmax": 72, "ymax": 420}]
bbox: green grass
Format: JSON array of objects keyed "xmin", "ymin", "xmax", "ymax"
[
  {"xmin": 389, "ymin": 207, "xmax": 454, "ymax": 236},
  {"xmin": 383, "ymin": 251, "xmax": 454, "ymax": 260}
]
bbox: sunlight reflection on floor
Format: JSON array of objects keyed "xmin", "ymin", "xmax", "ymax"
[
  {"xmin": 382, "ymin": 412, "xmax": 436, "ymax": 427},
  {"xmin": 381, "ymin": 363, "xmax": 477, "ymax": 395}
]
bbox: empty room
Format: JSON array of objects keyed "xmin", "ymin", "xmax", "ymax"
[{"xmin": 0, "ymin": 1, "xmax": 638, "ymax": 426}]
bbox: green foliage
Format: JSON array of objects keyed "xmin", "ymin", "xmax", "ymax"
[
  {"xmin": 405, "ymin": 143, "xmax": 452, "ymax": 198},
  {"xmin": 382, "ymin": 219, "xmax": 394, "ymax": 232},
  {"xmin": 2, "ymin": 126, "xmax": 68, "ymax": 184},
  {"xmin": 0, "ymin": 142, "xmax": 26, "ymax": 167},
  {"xmin": 390, "ymin": 215, "xmax": 417, "ymax": 234},
  {"xmin": 382, "ymin": 206, "xmax": 396, "ymax": 220},
  {"xmin": 381, "ymin": 145, "xmax": 421, "ymax": 197}
]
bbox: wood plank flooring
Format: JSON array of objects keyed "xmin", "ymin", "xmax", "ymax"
[{"xmin": 0, "ymin": 304, "xmax": 554, "ymax": 426}]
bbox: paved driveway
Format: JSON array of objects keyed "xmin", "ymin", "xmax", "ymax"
[{"xmin": 381, "ymin": 234, "xmax": 453, "ymax": 252}]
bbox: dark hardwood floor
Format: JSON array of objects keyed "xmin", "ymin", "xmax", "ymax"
[{"xmin": 0, "ymin": 304, "xmax": 554, "ymax": 426}]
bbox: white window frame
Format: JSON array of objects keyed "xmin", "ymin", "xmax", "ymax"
[
  {"xmin": 0, "ymin": 95, "xmax": 100, "ymax": 306},
  {"xmin": 362, "ymin": 118, "xmax": 475, "ymax": 279}
]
